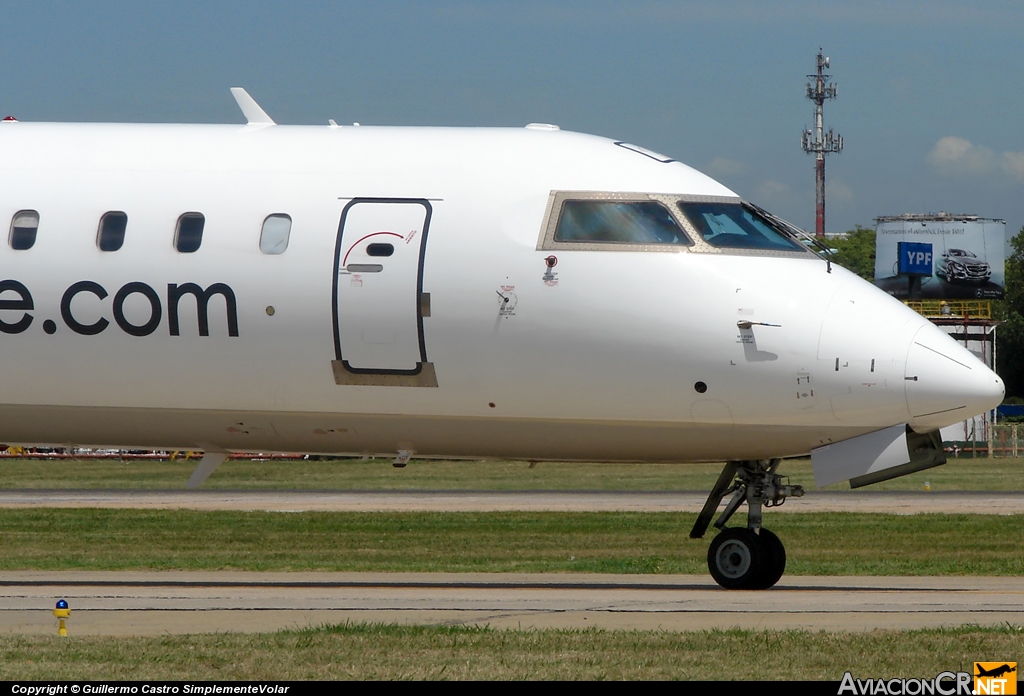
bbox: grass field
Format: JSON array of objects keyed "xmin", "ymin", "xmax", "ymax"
[
  {"xmin": 1, "ymin": 457, "xmax": 1021, "ymax": 680},
  {"xmin": 2, "ymin": 624, "xmax": 1022, "ymax": 680},
  {"xmin": 1, "ymin": 509, "xmax": 1021, "ymax": 575},
  {"xmin": 1, "ymin": 455, "xmax": 1022, "ymax": 491}
]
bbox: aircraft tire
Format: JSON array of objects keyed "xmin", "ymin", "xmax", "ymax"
[
  {"xmin": 707, "ymin": 528, "xmax": 764, "ymax": 590},
  {"xmin": 751, "ymin": 528, "xmax": 786, "ymax": 590}
]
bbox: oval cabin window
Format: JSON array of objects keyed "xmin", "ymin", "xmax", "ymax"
[
  {"xmin": 175, "ymin": 213, "xmax": 205, "ymax": 253},
  {"xmin": 9, "ymin": 210, "xmax": 39, "ymax": 250},
  {"xmin": 97, "ymin": 211, "xmax": 128, "ymax": 252},
  {"xmin": 259, "ymin": 214, "xmax": 291, "ymax": 255}
]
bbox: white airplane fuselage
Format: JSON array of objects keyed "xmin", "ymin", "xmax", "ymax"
[{"xmin": 0, "ymin": 120, "xmax": 1004, "ymax": 462}]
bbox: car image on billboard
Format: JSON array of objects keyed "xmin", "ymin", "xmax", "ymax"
[{"xmin": 936, "ymin": 248, "xmax": 992, "ymax": 284}]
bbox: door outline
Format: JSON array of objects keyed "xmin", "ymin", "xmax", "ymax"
[{"xmin": 331, "ymin": 197, "xmax": 436, "ymax": 387}]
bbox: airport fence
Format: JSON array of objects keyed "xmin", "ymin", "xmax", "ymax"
[{"xmin": 986, "ymin": 423, "xmax": 1024, "ymax": 458}]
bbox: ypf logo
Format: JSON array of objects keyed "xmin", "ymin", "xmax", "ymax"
[{"xmin": 974, "ymin": 662, "xmax": 1017, "ymax": 695}]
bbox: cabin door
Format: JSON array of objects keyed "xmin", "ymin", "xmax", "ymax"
[{"xmin": 331, "ymin": 199, "xmax": 436, "ymax": 386}]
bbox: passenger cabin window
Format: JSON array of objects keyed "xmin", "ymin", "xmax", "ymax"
[
  {"xmin": 554, "ymin": 200, "xmax": 691, "ymax": 246},
  {"xmin": 259, "ymin": 214, "xmax": 291, "ymax": 255},
  {"xmin": 97, "ymin": 211, "xmax": 128, "ymax": 251},
  {"xmin": 9, "ymin": 210, "xmax": 39, "ymax": 250},
  {"xmin": 677, "ymin": 202, "xmax": 803, "ymax": 252},
  {"xmin": 175, "ymin": 213, "xmax": 205, "ymax": 253}
]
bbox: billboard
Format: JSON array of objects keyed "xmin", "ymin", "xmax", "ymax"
[{"xmin": 873, "ymin": 214, "xmax": 1005, "ymax": 300}]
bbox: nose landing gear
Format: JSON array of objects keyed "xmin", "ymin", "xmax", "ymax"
[{"xmin": 691, "ymin": 459, "xmax": 803, "ymax": 590}]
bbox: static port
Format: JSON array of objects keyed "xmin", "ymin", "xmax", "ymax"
[{"xmin": 694, "ymin": 381, "xmax": 707, "ymax": 394}]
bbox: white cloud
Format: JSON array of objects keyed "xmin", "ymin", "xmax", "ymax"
[
  {"xmin": 928, "ymin": 136, "xmax": 997, "ymax": 174},
  {"xmin": 1002, "ymin": 151, "xmax": 1024, "ymax": 179},
  {"xmin": 754, "ymin": 179, "xmax": 800, "ymax": 210},
  {"xmin": 928, "ymin": 136, "xmax": 1024, "ymax": 180},
  {"xmin": 928, "ymin": 136, "xmax": 973, "ymax": 164},
  {"xmin": 705, "ymin": 157, "xmax": 747, "ymax": 179}
]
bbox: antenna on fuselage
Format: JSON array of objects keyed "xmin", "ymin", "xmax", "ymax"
[{"xmin": 230, "ymin": 88, "xmax": 276, "ymax": 125}]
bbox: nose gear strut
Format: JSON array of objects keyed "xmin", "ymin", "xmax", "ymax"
[{"xmin": 690, "ymin": 459, "xmax": 804, "ymax": 590}]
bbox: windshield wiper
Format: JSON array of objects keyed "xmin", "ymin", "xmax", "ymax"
[{"xmin": 743, "ymin": 201, "xmax": 833, "ymax": 273}]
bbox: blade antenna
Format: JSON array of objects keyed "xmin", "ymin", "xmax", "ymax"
[{"xmin": 230, "ymin": 88, "xmax": 275, "ymax": 125}]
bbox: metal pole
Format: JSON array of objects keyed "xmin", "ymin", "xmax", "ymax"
[
  {"xmin": 816, "ymin": 157, "xmax": 825, "ymax": 238},
  {"xmin": 992, "ymin": 324, "xmax": 998, "ymax": 430},
  {"xmin": 801, "ymin": 49, "xmax": 842, "ymax": 238},
  {"xmin": 813, "ymin": 57, "xmax": 825, "ymax": 237}
]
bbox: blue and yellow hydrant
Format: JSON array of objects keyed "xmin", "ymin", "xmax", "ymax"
[{"xmin": 53, "ymin": 599, "xmax": 70, "ymax": 637}]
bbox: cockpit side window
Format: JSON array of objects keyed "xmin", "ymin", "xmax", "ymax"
[
  {"xmin": 677, "ymin": 202, "xmax": 804, "ymax": 252},
  {"xmin": 554, "ymin": 200, "xmax": 692, "ymax": 246}
]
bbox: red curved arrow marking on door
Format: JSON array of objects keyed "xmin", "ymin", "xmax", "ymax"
[{"xmin": 342, "ymin": 231, "xmax": 403, "ymax": 266}]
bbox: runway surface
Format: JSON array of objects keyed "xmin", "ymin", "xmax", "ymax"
[
  {"xmin": 2, "ymin": 571, "xmax": 1023, "ymax": 635},
  {"xmin": 2, "ymin": 488, "xmax": 1023, "ymax": 513}
]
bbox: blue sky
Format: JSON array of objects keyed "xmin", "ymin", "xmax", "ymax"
[{"xmin": 2, "ymin": 1, "xmax": 1022, "ymax": 235}]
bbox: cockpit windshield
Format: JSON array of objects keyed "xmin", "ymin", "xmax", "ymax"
[
  {"xmin": 677, "ymin": 201, "xmax": 804, "ymax": 252},
  {"xmin": 554, "ymin": 200, "xmax": 692, "ymax": 246}
]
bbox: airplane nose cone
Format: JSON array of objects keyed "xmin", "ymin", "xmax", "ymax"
[{"xmin": 904, "ymin": 321, "xmax": 1004, "ymax": 429}]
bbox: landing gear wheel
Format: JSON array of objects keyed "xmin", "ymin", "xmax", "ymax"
[
  {"xmin": 693, "ymin": 460, "xmax": 803, "ymax": 590},
  {"xmin": 752, "ymin": 528, "xmax": 786, "ymax": 590},
  {"xmin": 707, "ymin": 528, "xmax": 764, "ymax": 590}
]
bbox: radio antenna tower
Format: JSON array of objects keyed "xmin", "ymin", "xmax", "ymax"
[{"xmin": 801, "ymin": 49, "xmax": 843, "ymax": 237}]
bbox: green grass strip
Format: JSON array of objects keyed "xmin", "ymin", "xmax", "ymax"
[
  {"xmin": 2, "ymin": 456, "xmax": 1022, "ymax": 490},
  {"xmin": 2, "ymin": 624, "xmax": 1023, "ymax": 680},
  {"xmin": 1, "ymin": 509, "xmax": 1022, "ymax": 575}
]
